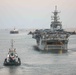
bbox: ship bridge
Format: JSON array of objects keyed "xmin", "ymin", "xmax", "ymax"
[{"xmin": 51, "ymin": 6, "xmax": 62, "ymax": 31}]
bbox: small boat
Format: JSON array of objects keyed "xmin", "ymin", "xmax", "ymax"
[
  {"xmin": 10, "ymin": 28, "xmax": 19, "ymax": 34},
  {"xmin": 4, "ymin": 40, "xmax": 21, "ymax": 66}
]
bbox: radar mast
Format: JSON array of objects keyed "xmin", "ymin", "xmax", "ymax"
[{"xmin": 51, "ymin": 6, "xmax": 62, "ymax": 31}]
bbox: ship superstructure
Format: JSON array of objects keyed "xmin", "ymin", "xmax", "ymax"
[{"xmin": 32, "ymin": 6, "xmax": 70, "ymax": 53}]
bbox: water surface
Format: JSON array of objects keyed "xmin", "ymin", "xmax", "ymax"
[{"xmin": 0, "ymin": 30, "xmax": 76, "ymax": 75}]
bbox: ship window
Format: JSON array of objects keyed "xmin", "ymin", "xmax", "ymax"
[
  {"xmin": 47, "ymin": 42, "xmax": 53, "ymax": 45},
  {"xmin": 47, "ymin": 41, "xmax": 63, "ymax": 45}
]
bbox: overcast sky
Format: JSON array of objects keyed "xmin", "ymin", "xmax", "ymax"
[{"xmin": 0, "ymin": 0, "xmax": 76, "ymax": 29}]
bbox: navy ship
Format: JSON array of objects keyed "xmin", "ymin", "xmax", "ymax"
[{"xmin": 32, "ymin": 6, "xmax": 70, "ymax": 53}]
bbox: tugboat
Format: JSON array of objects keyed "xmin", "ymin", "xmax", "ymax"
[
  {"xmin": 32, "ymin": 6, "xmax": 70, "ymax": 53},
  {"xmin": 10, "ymin": 28, "xmax": 19, "ymax": 34},
  {"xmin": 4, "ymin": 40, "xmax": 21, "ymax": 66}
]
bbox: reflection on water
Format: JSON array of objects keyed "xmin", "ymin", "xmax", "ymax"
[
  {"xmin": 0, "ymin": 66, "xmax": 23, "ymax": 75},
  {"xmin": 8, "ymin": 66, "xmax": 20, "ymax": 75}
]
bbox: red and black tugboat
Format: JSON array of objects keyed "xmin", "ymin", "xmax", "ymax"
[{"xmin": 4, "ymin": 40, "xmax": 21, "ymax": 66}]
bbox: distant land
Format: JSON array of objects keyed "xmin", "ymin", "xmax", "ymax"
[
  {"xmin": 26, "ymin": 28, "xmax": 76, "ymax": 32},
  {"xmin": 0, "ymin": 28, "xmax": 76, "ymax": 33},
  {"xmin": 64, "ymin": 28, "xmax": 76, "ymax": 32}
]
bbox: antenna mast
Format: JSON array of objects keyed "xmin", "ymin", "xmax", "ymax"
[{"xmin": 11, "ymin": 39, "xmax": 14, "ymax": 49}]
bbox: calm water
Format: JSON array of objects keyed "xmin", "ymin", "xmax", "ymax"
[{"xmin": 0, "ymin": 29, "xmax": 76, "ymax": 75}]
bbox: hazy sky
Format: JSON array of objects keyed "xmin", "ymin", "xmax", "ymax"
[{"xmin": 0, "ymin": 0, "xmax": 76, "ymax": 29}]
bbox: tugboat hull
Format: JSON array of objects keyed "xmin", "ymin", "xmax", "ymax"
[{"xmin": 4, "ymin": 58, "xmax": 21, "ymax": 66}]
